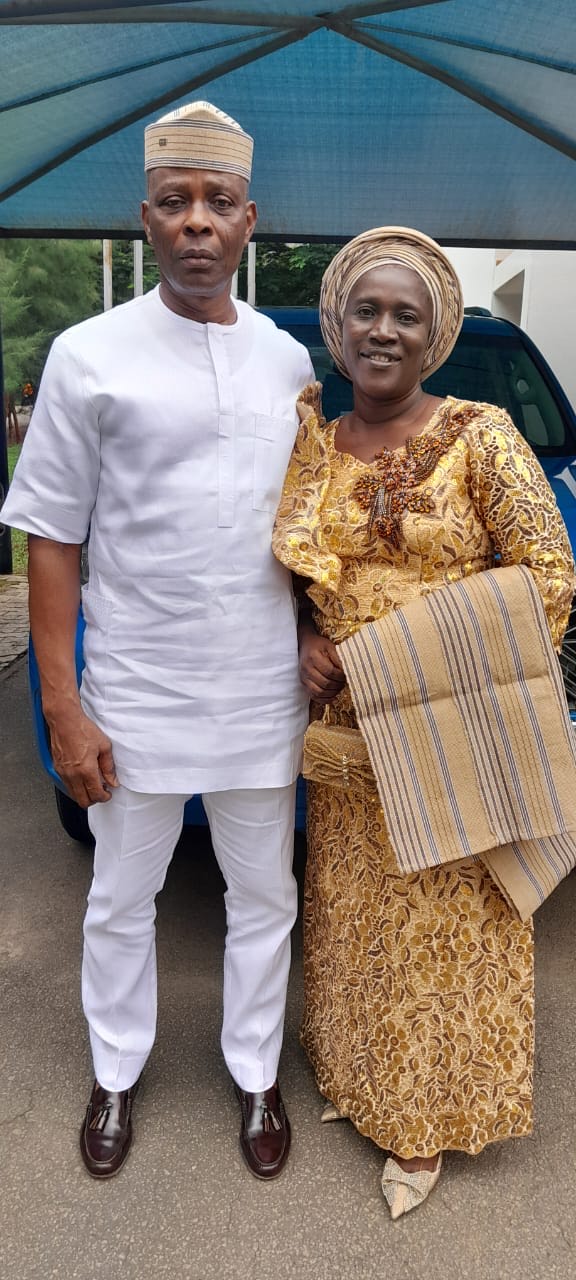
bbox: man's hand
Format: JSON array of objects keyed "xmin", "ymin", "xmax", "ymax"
[
  {"xmin": 48, "ymin": 708, "xmax": 118, "ymax": 808},
  {"xmin": 298, "ymin": 623, "xmax": 346, "ymax": 704},
  {"xmin": 27, "ymin": 536, "xmax": 118, "ymax": 809}
]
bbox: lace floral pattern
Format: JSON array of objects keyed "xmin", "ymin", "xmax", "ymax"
[
  {"xmin": 272, "ymin": 392, "xmax": 574, "ymax": 1159},
  {"xmin": 272, "ymin": 392, "xmax": 575, "ymax": 649},
  {"xmin": 303, "ymin": 754, "xmax": 534, "ymax": 1159}
]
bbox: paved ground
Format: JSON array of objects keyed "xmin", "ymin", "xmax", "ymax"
[
  {"xmin": 1, "ymin": 598, "xmax": 576, "ymax": 1279},
  {"xmin": 0, "ymin": 574, "xmax": 29, "ymax": 671}
]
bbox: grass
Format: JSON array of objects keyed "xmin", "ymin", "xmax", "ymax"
[{"xmin": 6, "ymin": 444, "xmax": 27, "ymax": 574}]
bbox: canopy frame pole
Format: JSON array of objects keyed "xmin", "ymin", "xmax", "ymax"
[
  {"xmin": 0, "ymin": 1, "xmax": 445, "ymax": 23},
  {"xmin": 0, "ymin": 32, "xmax": 268, "ymax": 113},
  {"xmin": 0, "ymin": 28, "xmax": 310, "ymax": 205},
  {"xmin": 133, "ymin": 239, "xmax": 143, "ymax": 297},
  {"xmin": 103, "ymin": 239, "xmax": 113, "ymax": 310},
  {"xmin": 357, "ymin": 19, "xmax": 576, "ymax": 75},
  {"xmin": 0, "ymin": 2, "xmax": 320, "ymax": 27},
  {"xmin": 247, "ymin": 241, "xmax": 256, "ymax": 307},
  {"xmin": 327, "ymin": 19, "xmax": 576, "ymax": 161}
]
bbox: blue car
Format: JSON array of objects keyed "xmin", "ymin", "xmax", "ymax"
[{"xmin": 29, "ymin": 309, "xmax": 576, "ymax": 843}]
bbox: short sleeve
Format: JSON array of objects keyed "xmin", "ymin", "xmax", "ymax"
[
  {"xmin": 0, "ymin": 333, "xmax": 100, "ymax": 543},
  {"xmin": 272, "ymin": 384, "xmax": 342, "ymax": 592},
  {"xmin": 468, "ymin": 405, "xmax": 575, "ymax": 649}
]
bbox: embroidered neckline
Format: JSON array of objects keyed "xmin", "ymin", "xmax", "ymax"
[{"xmin": 349, "ymin": 399, "xmax": 478, "ymax": 548}]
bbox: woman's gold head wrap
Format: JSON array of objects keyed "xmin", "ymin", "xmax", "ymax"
[{"xmin": 319, "ymin": 226, "xmax": 464, "ymax": 380}]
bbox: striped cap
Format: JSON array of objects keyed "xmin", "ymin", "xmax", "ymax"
[{"xmin": 145, "ymin": 100, "xmax": 253, "ymax": 181}]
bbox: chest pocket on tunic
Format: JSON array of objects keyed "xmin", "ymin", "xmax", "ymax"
[{"xmin": 253, "ymin": 414, "xmax": 296, "ymax": 513}]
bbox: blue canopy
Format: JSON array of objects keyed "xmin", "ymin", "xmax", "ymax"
[{"xmin": 0, "ymin": 1, "xmax": 575, "ymax": 244}]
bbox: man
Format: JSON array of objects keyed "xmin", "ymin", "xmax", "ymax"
[{"xmin": 1, "ymin": 102, "xmax": 313, "ymax": 1181}]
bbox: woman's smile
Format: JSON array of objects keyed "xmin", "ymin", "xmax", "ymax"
[{"xmin": 359, "ymin": 349, "xmax": 400, "ymax": 366}]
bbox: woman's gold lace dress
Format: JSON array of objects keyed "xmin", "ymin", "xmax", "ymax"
[{"xmin": 273, "ymin": 390, "xmax": 574, "ymax": 1159}]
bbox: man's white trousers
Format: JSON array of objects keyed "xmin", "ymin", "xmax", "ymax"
[{"xmin": 83, "ymin": 784, "xmax": 298, "ymax": 1094}]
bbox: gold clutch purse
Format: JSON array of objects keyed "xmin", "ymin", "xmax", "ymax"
[{"xmin": 302, "ymin": 704, "xmax": 374, "ymax": 790}]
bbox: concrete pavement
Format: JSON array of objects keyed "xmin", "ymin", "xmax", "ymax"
[
  {"xmin": 0, "ymin": 574, "xmax": 29, "ymax": 672},
  {"xmin": 1, "ymin": 661, "xmax": 575, "ymax": 1280}
]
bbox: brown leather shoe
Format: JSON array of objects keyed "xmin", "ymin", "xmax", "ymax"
[
  {"xmin": 80, "ymin": 1078, "xmax": 140, "ymax": 1179},
  {"xmin": 235, "ymin": 1081, "xmax": 291, "ymax": 1180}
]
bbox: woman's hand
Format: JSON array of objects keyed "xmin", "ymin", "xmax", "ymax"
[{"xmin": 298, "ymin": 617, "xmax": 346, "ymax": 703}]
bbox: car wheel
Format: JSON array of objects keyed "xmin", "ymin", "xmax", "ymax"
[
  {"xmin": 559, "ymin": 605, "xmax": 576, "ymax": 716},
  {"xmin": 54, "ymin": 787, "xmax": 94, "ymax": 846}
]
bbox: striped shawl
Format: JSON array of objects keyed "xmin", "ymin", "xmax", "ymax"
[{"xmin": 338, "ymin": 565, "xmax": 576, "ymax": 920}]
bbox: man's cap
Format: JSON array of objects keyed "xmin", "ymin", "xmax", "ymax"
[{"xmin": 144, "ymin": 100, "xmax": 253, "ymax": 181}]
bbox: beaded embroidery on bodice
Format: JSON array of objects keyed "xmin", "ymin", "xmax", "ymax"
[{"xmin": 349, "ymin": 400, "xmax": 480, "ymax": 547}]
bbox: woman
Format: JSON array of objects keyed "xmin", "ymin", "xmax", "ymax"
[{"xmin": 272, "ymin": 227, "xmax": 574, "ymax": 1219}]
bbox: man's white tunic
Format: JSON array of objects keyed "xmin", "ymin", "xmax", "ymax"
[{"xmin": 2, "ymin": 288, "xmax": 313, "ymax": 792}]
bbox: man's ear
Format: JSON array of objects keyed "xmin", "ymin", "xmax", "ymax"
[
  {"xmin": 141, "ymin": 200, "xmax": 153, "ymax": 246},
  {"xmin": 244, "ymin": 200, "xmax": 258, "ymax": 247}
]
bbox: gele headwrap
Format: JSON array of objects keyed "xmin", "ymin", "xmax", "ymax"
[
  {"xmin": 145, "ymin": 100, "xmax": 253, "ymax": 181},
  {"xmin": 320, "ymin": 226, "xmax": 464, "ymax": 379}
]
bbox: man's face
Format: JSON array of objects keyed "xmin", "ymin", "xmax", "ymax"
[{"xmin": 142, "ymin": 167, "xmax": 257, "ymax": 306}]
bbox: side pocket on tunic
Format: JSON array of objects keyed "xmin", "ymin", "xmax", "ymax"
[{"xmin": 80, "ymin": 586, "xmax": 113, "ymax": 705}]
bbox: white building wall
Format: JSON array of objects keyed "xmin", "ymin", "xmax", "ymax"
[
  {"xmin": 445, "ymin": 248, "xmax": 576, "ymax": 411},
  {"xmin": 444, "ymin": 248, "xmax": 496, "ymax": 310},
  {"xmin": 493, "ymin": 252, "xmax": 576, "ymax": 411},
  {"xmin": 491, "ymin": 251, "xmax": 532, "ymax": 328}
]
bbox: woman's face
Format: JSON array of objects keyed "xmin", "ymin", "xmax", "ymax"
[{"xmin": 341, "ymin": 264, "xmax": 434, "ymax": 402}]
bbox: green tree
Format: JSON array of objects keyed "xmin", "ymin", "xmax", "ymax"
[
  {"xmin": 0, "ymin": 238, "xmax": 338, "ymax": 401},
  {"xmin": 110, "ymin": 239, "xmax": 339, "ymax": 307},
  {"xmin": 238, "ymin": 243, "xmax": 338, "ymax": 306},
  {"xmin": 0, "ymin": 253, "xmax": 46, "ymax": 394},
  {"xmin": 109, "ymin": 239, "xmax": 337, "ymax": 309},
  {"xmin": 0, "ymin": 239, "xmax": 101, "ymax": 388},
  {"xmin": 111, "ymin": 240, "xmax": 159, "ymax": 306}
]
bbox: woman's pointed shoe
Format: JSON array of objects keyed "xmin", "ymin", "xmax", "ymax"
[
  {"xmin": 381, "ymin": 1153, "xmax": 442, "ymax": 1220},
  {"xmin": 321, "ymin": 1101, "xmax": 345, "ymax": 1123}
]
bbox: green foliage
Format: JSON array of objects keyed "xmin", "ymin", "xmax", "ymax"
[
  {"xmin": 7, "ymin": 443, "xmax": 20, "ymax": 480},
  {"xmin": 0, "ymin": 239, "xmax": 101, "ymax": 391},
  {"xmin": 0, "ymin": 254, "xmax": 47, "ymax": 393},
  {"xmin": 7, "ymin": 445, "xmax": 27, "ymax": 572},
  {"xmin": 238, "ymin": 243, "xmax": 338, "ymax": 306},
  {"xmin": 0, "ymin": 237, "xmax": 338, "ymax": 398},
  {"xmin": 111, "ymin": 240, "xmax": 159, "ymax": 306},
  {"xmin": 3, "ymin": 238, "xmax": 101, "ymax": 332},
  {"xmin": 113, "ymin": 239, "xmax": 337, "ymax": 308}
]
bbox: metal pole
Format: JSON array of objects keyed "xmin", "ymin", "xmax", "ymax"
[
  {"xmin": 103, "ymin": 239, "xmax": 113, "ymax": 310},
  {"xmin": 133, "ymin": 239, "xmax": 144, "ymax": 297},
  {"xmin": 231, "ymin": 269, "xmax": 239, "ymax": 299},
  {"xmin": 0, "ymin": 311, "xmax": 14, "ymax": 574},
  {"xmin": 247, "ymin": 240, "xmax": 256, "ymax": 306}
]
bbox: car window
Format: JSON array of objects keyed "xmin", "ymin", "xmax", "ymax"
[
  {"xmin": 279, "ymin": 326, "xmax": 336, "ymax": 385},
  {"xmin": 281, "ymin": 322, "xmax": 354, "ymax": 420},
  {"xmin": 274, "ymin": 318, "xmax": 575, "ymax": 457},
  {"xmin": 423, "ymin": 333, "xmax": 572, "ymax": 455}
]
